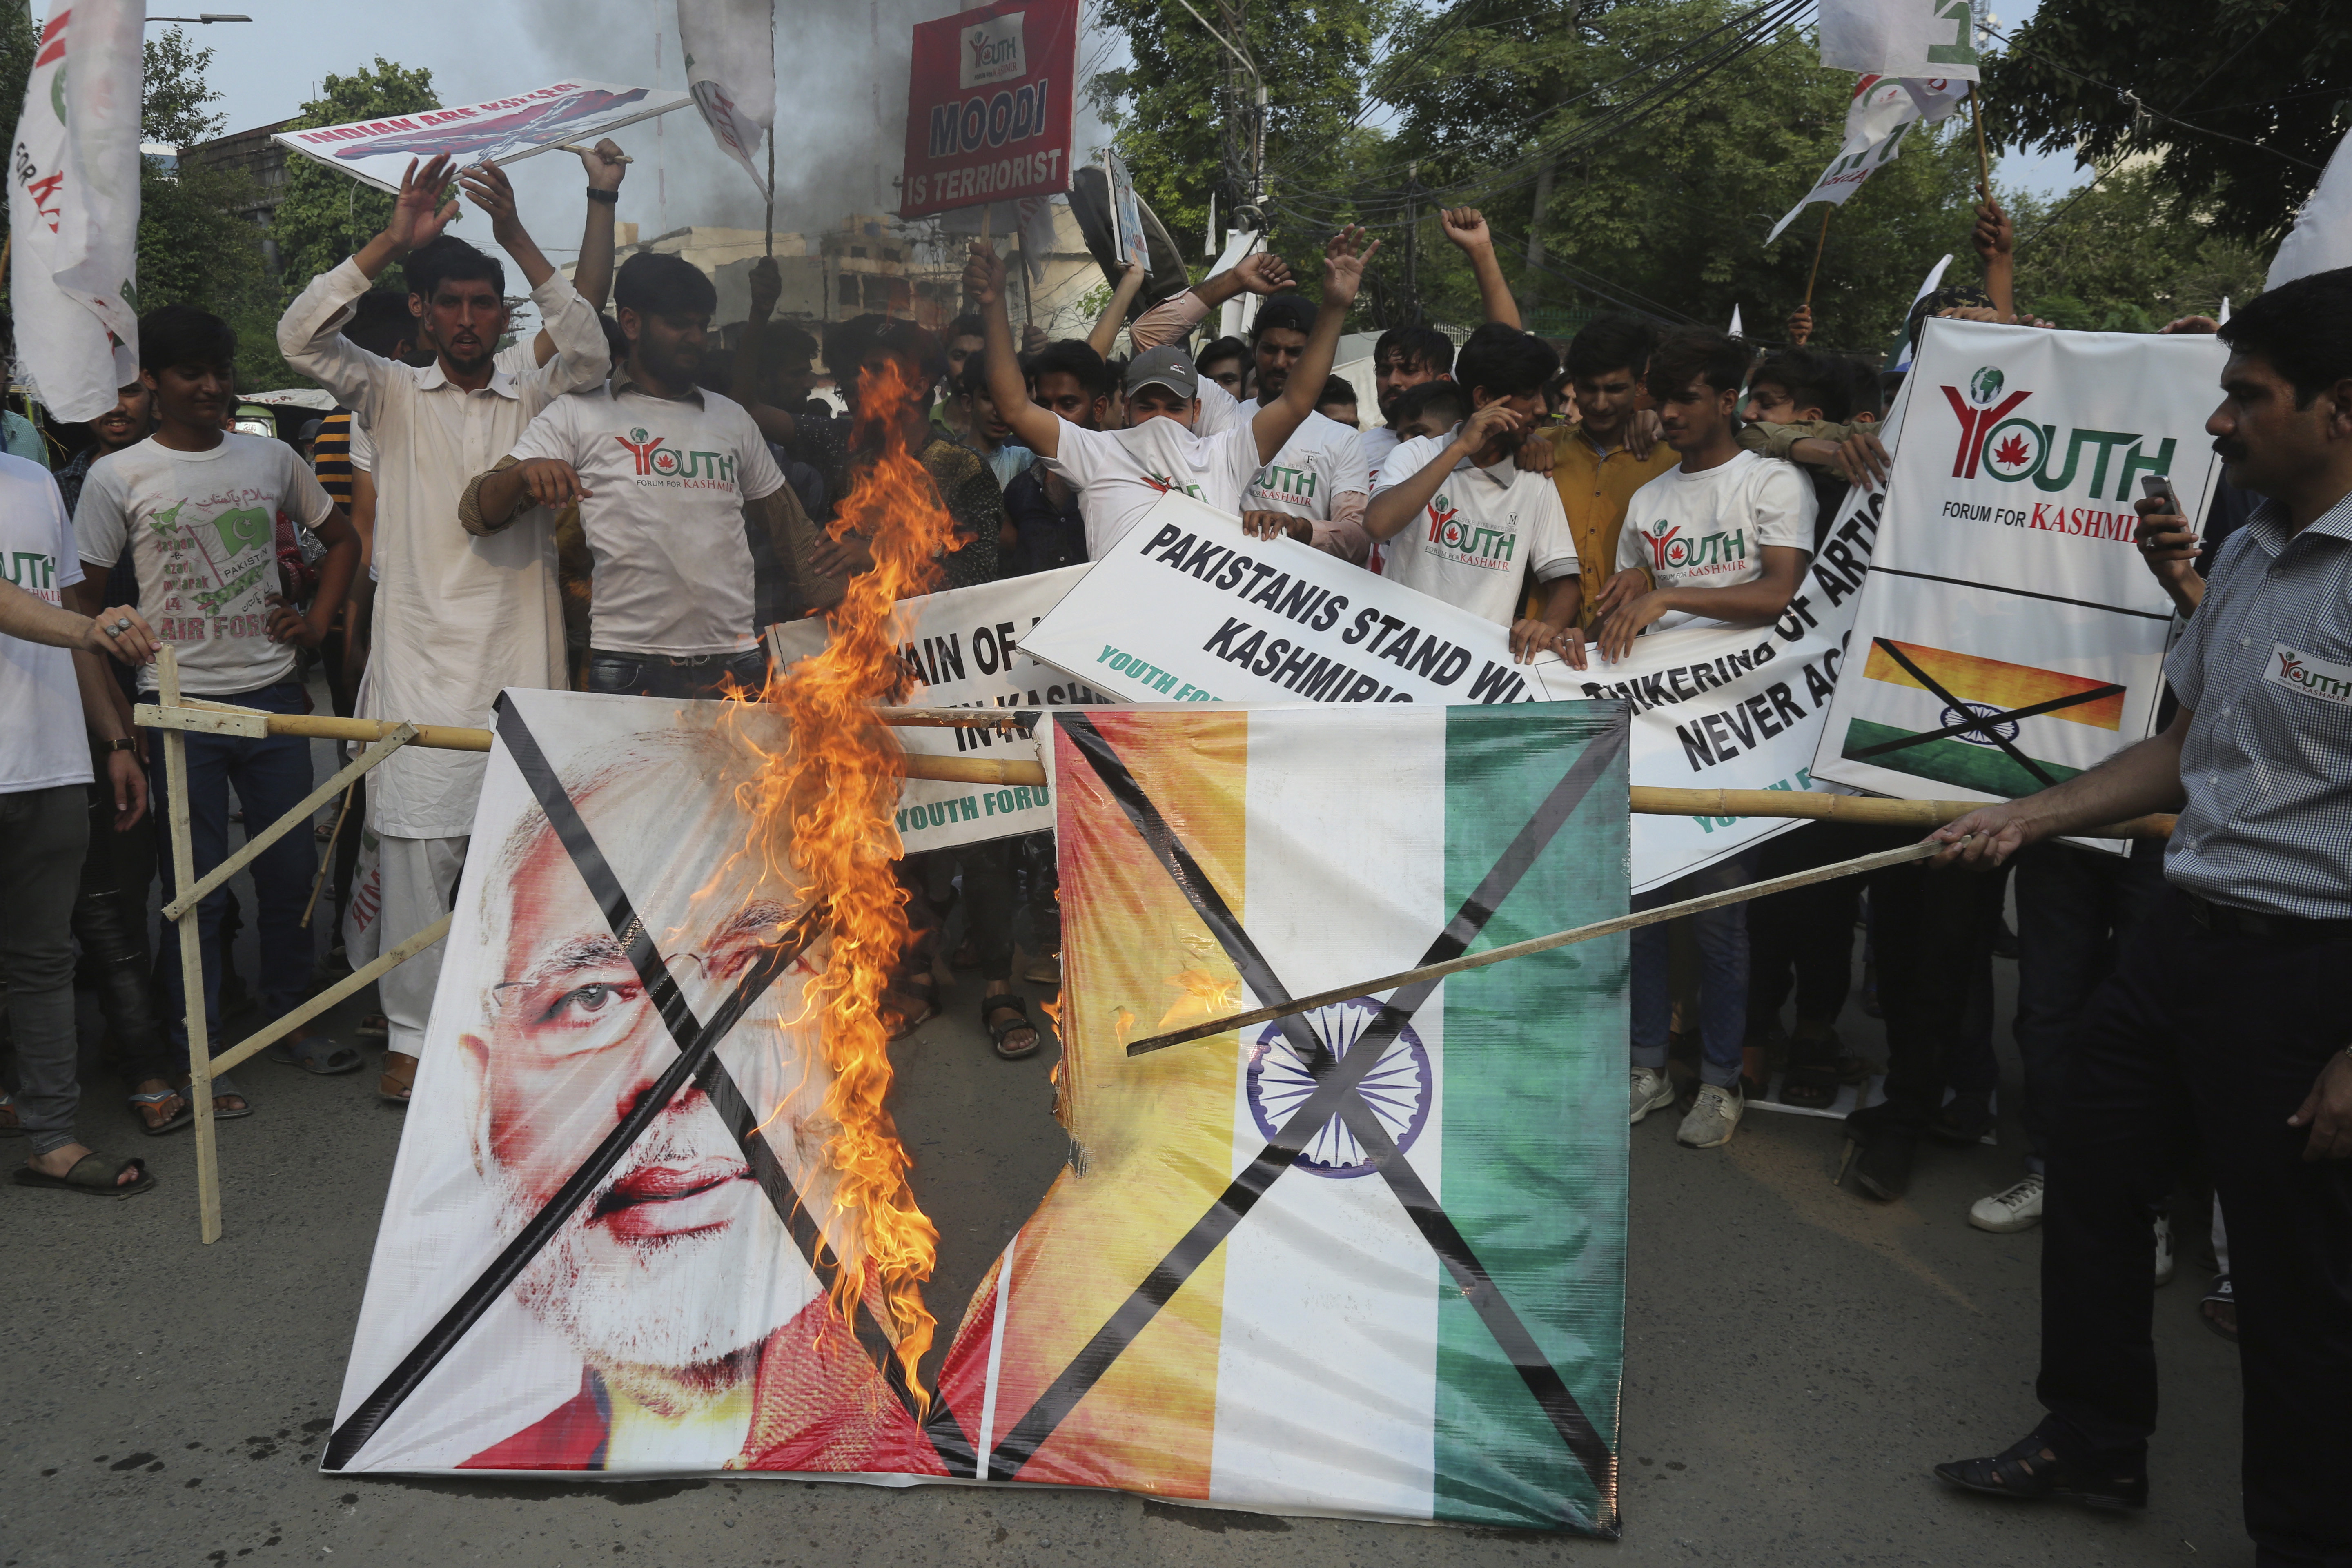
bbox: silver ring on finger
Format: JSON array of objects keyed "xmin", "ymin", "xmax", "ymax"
[{"xmin": 110, "ymin": 617, "xmax": 132, "ymax": 634}]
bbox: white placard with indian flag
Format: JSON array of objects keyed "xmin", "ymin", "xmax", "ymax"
[{"xmin": 1811, "ymin": 316, "xmax": 2229, "ymax": 824}]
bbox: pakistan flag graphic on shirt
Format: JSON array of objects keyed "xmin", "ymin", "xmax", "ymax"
[{"xmin": 148, "ymin": 486, "xmax": 278, "ymax": 643}]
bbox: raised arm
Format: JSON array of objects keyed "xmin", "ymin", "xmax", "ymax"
[
  {"xmin": 523, "ymin": 139, "xmax": 628, "ymax": 368},
  {"xmin": 1250, "ymin": 228, "xmax": 1379, "ymax": 466},
  {"xmin": 1973, "ymin": 199, "xmax": 2016, "ymax": 324},
  {"xmin": 1129, "ymin": 252, "xmax": 1294, "ymax": 352},
  {"xmin": 281, "ymin": 155, "xmax": 458, "ymax": 413},
  {"xmin": 457, "ymin": 160, "xmax": 557, "ymax": 290},
  {"xmin": 1085, "ymin": 263, "xmax": 1150, "ymax": 359},
  {"xmin": 1439, "ymin": 208, "xmax": 1522, "ymax": 330},
  {"xmin": 963, "ymin": 239, "xmax": 1063, "ymax": 460}
]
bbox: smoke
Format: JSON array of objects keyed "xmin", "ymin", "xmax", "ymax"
[{"xmin": 489, "ymin": 0, "xmax": 962, "ymax": 244}]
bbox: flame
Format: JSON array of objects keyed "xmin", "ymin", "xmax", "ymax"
[
  {"xmin": 732, "ymin": 354, "xmax": 953, "ymax": 1408},
  {"xmin": 1156, "ymin": 968, "xmax": 1240, "ymax": 1029}
]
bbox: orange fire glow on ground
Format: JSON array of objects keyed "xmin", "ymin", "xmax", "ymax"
[{"xmin": 733, "ymin": 356, "xmax": 952, "ymax": 1406}]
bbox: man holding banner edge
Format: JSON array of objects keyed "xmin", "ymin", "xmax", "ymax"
[{"xmin": 1926, "ymin": 268, "xmax": 2352, "ymax": 1566}]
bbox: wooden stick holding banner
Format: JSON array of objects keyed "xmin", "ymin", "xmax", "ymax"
[
  {"xmin": 1805, "ymin": 205, "xmax": 1832, "ymax": 306},
  {"xmin": 1969, "ymin": 85, "xmax": 1993, "ymax": 201},
  {"xmin": 1125, "ymin": 809, "xmax": 2150, "ymax": 1059}
]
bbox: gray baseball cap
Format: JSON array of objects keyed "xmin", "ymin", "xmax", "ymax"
[{"xmin": 1124, "ymin": 344, "xmax": 1198, "ymax": 399}]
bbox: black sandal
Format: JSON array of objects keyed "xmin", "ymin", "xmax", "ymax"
[
  {"xmin": 2201, "ymin": 1275, "xmax": 2238, "ymax": 1343},
  {"xmin": 1780, "ymin": 1038, "xmax": 1838, "ymax": 1109},
  {"xmin": 1933, "ymin": 1432, "xmax": 2147, "ymax": 1511},
  {"xmin": 982, "ymin": 993, "xmax": 1039, "ymax": 1060}
]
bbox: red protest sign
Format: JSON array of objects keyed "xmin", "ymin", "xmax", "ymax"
[{"xmin": 899, "ymin": 0, "xmax": 1077, "ymax": 218}]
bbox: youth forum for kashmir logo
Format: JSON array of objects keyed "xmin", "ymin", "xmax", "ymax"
[{"xmin": 1941, "ymin": 363, "xmax": 2034, "ymax": 479}]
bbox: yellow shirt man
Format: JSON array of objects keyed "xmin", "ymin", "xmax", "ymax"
[{"xmin": 1542, "ymin": 424, "xmax": 1675, "ymax": 626}]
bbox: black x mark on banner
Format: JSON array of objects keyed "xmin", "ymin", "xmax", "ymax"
[
  {"xmin": 1847, "ymin": 637, "xmax": 2127, "ymax": 790},
  {"xmin": 327, "ymin": 700, "xmax": 971, "ymax": 1474},
  {"xmin": 968, "ymin": 712, "xmax": 1626, "ymax": 1520}
]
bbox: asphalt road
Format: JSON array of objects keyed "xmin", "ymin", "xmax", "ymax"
[{"xmin": 2, "ymin": 787, "xmax": 2249, "ymax": 1568}]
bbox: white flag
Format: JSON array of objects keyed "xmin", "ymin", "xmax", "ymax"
[
  {"xmin": 2268, "ymin": 127, "xmax": 2352, "ymax": 289},
  {"xmin": 1889, "ymin": 252, "xmax": 1954, "ymax": 372},
  {"xmin": 1818, "ymin": 0, "xmax": 1980, "ymax": 83},
  {"xmin": 7, "ymin": 0, "xmax": 143, "ymax": 423},
  {"xmin": 677, "ymin": 0, "xmax": 775, "ymax": 197},
  {"xmin": 1766, "ymin": 74, "xmax": 1960, "ymax": 243}
]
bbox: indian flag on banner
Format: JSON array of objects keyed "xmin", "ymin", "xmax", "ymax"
[
  {"xmin": 1838, "ymin": 637, "xmax": 2126, "ymax": 795},
  {"xmin": 931, "ymin": 703, "xmax": 1630, "ymax": 1533}
]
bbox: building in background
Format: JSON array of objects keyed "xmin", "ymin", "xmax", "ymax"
[
  {"xmin": 180, "ymin": 117, "xmax": 298, "ymax": 270},
  {"xmin": 566, "ymin": 201, "xmax": 1105, "ymax": 371}
]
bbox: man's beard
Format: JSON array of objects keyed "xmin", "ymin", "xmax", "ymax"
[{"xmin": 496, "ymin": 1109, "xmax": 810, "ymax": 1374}]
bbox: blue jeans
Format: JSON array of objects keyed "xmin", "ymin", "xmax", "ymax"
[
  {"xmin": 1632, "ymin": 853, "xmax": 1754, "ymax": 1089},
  {"xmin": 149, "ymin": 679, "xmax": 316, "ymax": 1058},
  {"xmin": 585, "ymin": 647, "xmax": 768, "ymax": 701},
  {"xmin": 2012, "ymin": 842, "xmax": 2167, "ymax": 1171}
]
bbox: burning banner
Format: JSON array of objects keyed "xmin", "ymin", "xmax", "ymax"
[
  {"xmin": 1813, "ymin": 317, "xmax": 2229, "ymax": 837},
  {"xmin": 272, "ymin": 81, "xmax": 693, "ymax": 194},
  {"xmin": 766, "ymin": 564, "xmax": 1114, "ymax": 855},
  {"xmin": 327, "ymin": 695, "xmax": 1628, "ymax": 1535}
]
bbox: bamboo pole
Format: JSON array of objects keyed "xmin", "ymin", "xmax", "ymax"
[
  {"xmin": 206, "ymin": 915, "xmax": 452, "ymax": 1083},
  {"xmin": 301, "ymin": 786, "xmax": 355, "ymax": 930},
  {"xmin": 1804, "ymin": 205, "xmax": 1831, "ymax": 307},
  {"xmin": 157, "ymin": 648, "xmax": 223, "ymax": 1244},
  {"xmin": 1970, "ymin": 84, "xmax": 1993, "ymax": 203},
  {"xmin": 1124, "ymin": 840, "xmax": 1949, "ymax": 1057},
  {"xmin": 162, "ymin": 726, "xmax": 415, "ymax": 922}
]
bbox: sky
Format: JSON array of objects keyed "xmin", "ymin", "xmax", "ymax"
[{"xmin": 139, "ymin": 0, "xmax": 2089, "ymax": 263}]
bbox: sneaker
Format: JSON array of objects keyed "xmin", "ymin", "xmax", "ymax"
[
  {"xmin": 1676, "ymin": 1082, "xmax": 1744, "ymax": 1149},
  {"xmin": 1970, "ymin": 1172, "xmax": 2046, "ymax": 1233},
  {"xmin": 1630, "ymin": 1066, "xmax": 1675, "ymax": 1124},
  {"xmin": 2154, "ymin": 1214, "xmax": 2175, "ymax": 1287}
]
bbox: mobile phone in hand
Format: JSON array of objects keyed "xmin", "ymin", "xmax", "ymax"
[{"xmin": 2138, "ymin": 474, "xmax": 2183, "ymax": 516}]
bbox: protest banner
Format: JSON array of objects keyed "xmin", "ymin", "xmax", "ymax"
[
  {"xmin": 768, "ymin": 565, "xmax": 1111, "ymax": 853},
  {"xmin": 1103, "ymin": 148, "xmax": 1149, "ymax": 274},
  {"xmin": 7, "ymin": 0, "xmax": 143, "ymax": 422},
  {"xmin": 1765, "ymin": 74, "xmax": 1968, "ymax": 244},
  {"xmin": 677, "ymin": 0, "xmax": 775, "ymax": 198},
  {"xmin": 328, "ymin": 689, "xmax": 1627, "ymax": 1537},
  {"xmin": 271, "ymin": 82, "xmax": 694, "ymax": 193},
  {"xmin": 1014, "ymin": 490, "xmax": 1893, "ymax": 892},
  {"xmin": 1016, "ymin": 493, "xmax": 1582, "ymax": 709},
  {"xmin": 1817, "ymin": 0, "xmax": 1981, "ymax": 82},
  {"xmin": 1812, "ymin": 318, "xmax": 2230, "ymax": 831},
  {"xmin": 899, "ymin": 0, "xmax": 1078, "ymax": 218}
]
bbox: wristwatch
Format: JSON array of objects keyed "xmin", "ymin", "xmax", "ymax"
[
  {"xmin": 103, "ymin": 737, "xmax": 137, "ymax": 753},
  {"xmin": 586, "ymin": 187, "xmax": 619, "ymax": 205}
]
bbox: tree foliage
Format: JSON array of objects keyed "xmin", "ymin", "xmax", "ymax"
[
  {"xmin": 0, "ymin": 0, "xmax": 34, "ymax": 243},
  {"xmin": 1984, "ymin": 0, "xmax": 2351, "ymax": 244},
  {"xmin": 134, "ymin": 28, "xmax": 294, "ymax": 393},
  {"xmin": 2009, "ymin": 165, "xmax": 2269, "ymax": 332},
  {"xmin": 1086, "ymin": 0, "xmax": 1396, "ymax": 281},
  {"xmin": 1360, "ymin": 0, "xmax": 1988, "ymax": 350},
  {"xmin": 270, "ymin": 59, "xmax": 440, "ymax": 290}
]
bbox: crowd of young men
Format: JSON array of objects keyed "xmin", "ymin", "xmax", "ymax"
[{"xmin": 2, "ymin": 154, "xmax": 2346, "ymax": 1566}]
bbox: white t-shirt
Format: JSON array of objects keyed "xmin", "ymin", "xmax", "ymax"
[
  {"xmin": 1615, "ymin": 450, "xmax": 1816, "ymax": 633},
  {"xmin": 1045, "ymin": 416, "xmax": 1261, "ymax": 559},
  {"xmin": 74, "ymin": 433, "xmax": 334, "ymax": 695},
  {"xmin": 1358, "ymin": 423, "xmax": 1401, "ymax": 476},
  {"xmin": 1372, "ymin": 428, "xmax": 1579, "ymax": 628},
  {"xmin": 0, "ymin": 454, "xmax": 93, "ymax": 795},
  {"xmin": 506, "ymin": 380, "xmax": 786, "ymax": 655},
  {"xmin": 1193, "ymin": 387, "xmax": 1370, "ymax": 520}
]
